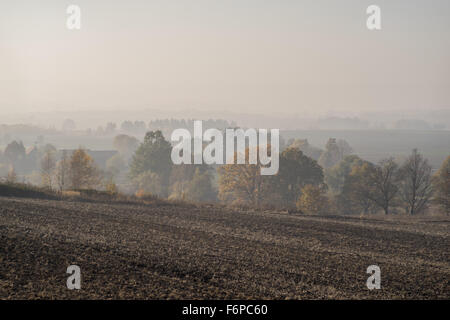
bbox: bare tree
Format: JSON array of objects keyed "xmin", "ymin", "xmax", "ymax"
[
  {"xmin": 367, "ymin": 158, "xmax": 400, "ymax": 215},
  {"xmin": 55, "ymin": 150, "xmax": 69, "ymax": 191},
  {"xmin": 399, "ymin": 149, "xmax": 433, "ymax": 215},
  {"xmin": 41, "ymin": 149, "xmax": 56, "ymax": 189}
]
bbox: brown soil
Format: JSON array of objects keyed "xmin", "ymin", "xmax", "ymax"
[{"xmin": 0, "ymin": 196, "xmax": 448, "ymax": 299}]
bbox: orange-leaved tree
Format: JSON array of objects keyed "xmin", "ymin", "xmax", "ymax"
[
  {"xmin": 69, "ymin": 148, "xmax": 101, "ymax": 190},
  {"xmin": 218, "ymin": 146, "xmax": 278, "ymax": 207}
]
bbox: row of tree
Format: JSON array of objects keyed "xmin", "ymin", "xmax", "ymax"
[
  {"xmin": 36, "ymin": 148, "xmax": 100, "ymax": 191},
  {"xmin": 3, "ymin": 129, "xmax": 448, "ymax": 216},
  {"xmin": 333, "ymin": 151, "xmax": 441, "ymax": 215}
]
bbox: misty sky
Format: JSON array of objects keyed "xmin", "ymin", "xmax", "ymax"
[{"xmin": 1, "ymin": 0, "xmax": 449, "ymax": 117}]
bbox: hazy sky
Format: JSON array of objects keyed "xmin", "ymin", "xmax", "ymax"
[{"xmin": 1, "ymin": 0, "xmax": 449, "ymax": 117}]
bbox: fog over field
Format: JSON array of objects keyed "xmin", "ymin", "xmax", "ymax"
[{"xmin": 0, "ymin": 0, "xmax": 449, "ymax": 304}]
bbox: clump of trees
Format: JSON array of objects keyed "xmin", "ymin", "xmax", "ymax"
[{"xmin": 218, "ymin": 147, "xmax": 324, "ymax": 209}]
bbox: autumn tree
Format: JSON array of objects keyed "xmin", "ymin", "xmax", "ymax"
[
  {"xmin": 218, "ymin": 147, "xmax": 278, "ymax": 207},
  {"xmin": 433, "ymin": 156, "xmax": 450, "ymax": 215},
  {"xmin": 398, "ymin": 149, "xmax": 433, "ymax": 215},
  {"xmin": 69, "ymin": 149, "xmax": 101, "ymax": 190},
  {"xmin": 218, "ymin": 162, "xmax": 271, "ymax": 207}
]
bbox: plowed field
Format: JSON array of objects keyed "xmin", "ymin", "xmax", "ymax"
[{"xmin": 0, "ymin": 197, "xmax": 448, "ymax": 299}]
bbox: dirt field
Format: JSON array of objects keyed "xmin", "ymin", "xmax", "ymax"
[{"xmin": 0, "ymin": 196, "xmax": 449, "ymax": 299}]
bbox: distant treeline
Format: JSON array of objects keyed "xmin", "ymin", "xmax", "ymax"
[{"xmin": 1, "ymin": 128, "xmax": 448, "ymax": 217}]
